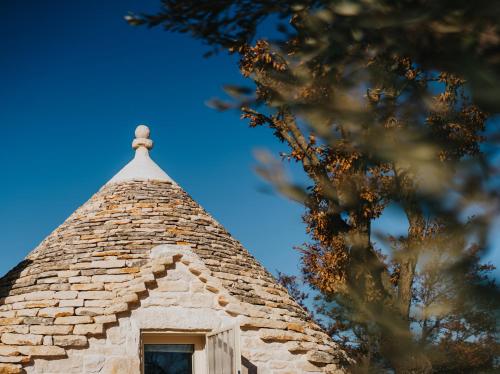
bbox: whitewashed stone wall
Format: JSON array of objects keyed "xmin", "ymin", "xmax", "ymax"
[
  {"xmin": 25, "ymin": 258, "xmax": 330, "ymax": 374},
  {"xmin": 1, "ymin": 180, "xmax": 347, "ymax": 373}
]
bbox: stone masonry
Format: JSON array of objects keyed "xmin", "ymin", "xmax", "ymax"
[{"xmin": 0, "ymin": 170, "xmax": 349, "ymax": 372}]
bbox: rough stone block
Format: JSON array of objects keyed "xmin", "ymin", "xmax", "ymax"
[
  {"xmin": 24, "ymin": 291, "xmax": 55, "ymax": 301},
  {"xmin": 75, "ymin": 307, "xmax": 104, "ymax": 316},
  {"xmin": 91, "ymin": 274, "xmax": 134, "ymax": 283},
  {"xmin": 23, "ymin": 317, "xmax": 53, "ymax": 325},
  {"xmin": 38, "ymin": 307, "xmax": 74, "ymax": 318},
  {"xmin": 151, "ymin": 264, "xmax": 165, "ymax": 274},
  {"xmin": 79, "ymin": 291, "xmax": 114, "ymax": 300},
  {"xmin": 0, "ymin": 311, "xmax": 16, "ymax": 318},
  {"xmin": 84, "ymin": 300, "xmax": 109, "ymax": 308},
  {"xmin": 43, "ymin": 335, "xmax": 53, "ymax": 346},
  {"xmin": 287, "ymin": 323, "xmax": 305, "ymax": 333},
  {"xmin": 53, "ymin": 335, "xmax": 88, "ymax": 347},
  {"xmin": 1, "ymin": 333, "xmax": 43, "ymax": 346},
  {"xmin": 108, "ymin": 267, "xmax": 140, "ymax": 274},
  {"xmin": 240, "ymin": 317, "xmax": 287, "ymax": 330},
  {"xmin": 0, "ymin": 355, "xmax": 29, "ymax": 364},
  {"xmin": 259, "ymin": 328, "xmax": 306, "ymax": 342},
  {"xmin": 93, "ymin": 315, "xmax": 116, "ymax": 324},
  {"xmin": 59, "ymin": 299, "xmax": 84, "ymax": 307},
  {"xmin": 120, "ymin": 282, "xmax": 146, "ymax": 294},
  {"xmin": 3, "ymin": 295, "xmax": 24, "ymax": 304},
  {"xmin": 0, "ymin": 305, "xmax": 12, "ymax": 313},
  {"xmin": 217, "ymin": 295, "xmax": 229, "ymax": 306},
  {"xmin": 71, "ymin": 260, "xmax": 125, "ymax": 270},
  {"xmin": 17, "ymin": 345, "xmax": 66, "ymax": 357},
  {"xmin": 49, "ymin": 283, "xmax": 71, "ymax": 291},
  {"xmin": 104, "ymin": 302, "xmax": 128, "ymax": 314},
  {"xmin": 0, "ymin": 326, "xmax": 29, "ymax": 334},
  {"xmin": 37, "ymin": 277, "xmax": 60, "ymax": 284},
  {"xmin": 57, "ymin": 270, "xmax": 80, "ymax": 278},
  {"xmin": 0, "ymin": 363, "xmax": 22, "ymax": 373},
  {"xmin": 16, "ymin": 309, "xmax": 38, "ymax": 317},
  {"xmin": 188, "ymin": 265, "xmax": 203, "ymax": 276},
  {"xmin": 91, "ymin": 250, "xmax": 125, "ymax": 257},
  {"xmin": 285, "ymin": 341, "xmax": 317, "ymax": 353},
  {"xmin": 71, "ymin": 283, "xmax": 104, "ymax": 291},
  {"xmin": 224, "ymin": 303, "xmax": 247, "ymax": 316},
  {"xmin": 205, "ymin": 283, "xmax": 219, "ymax": 293},
  {"xmin": 116, "ymin": 294, "xmax": 138, "ymax": 304},
  {"xmin": 68, "ymin": 276, "xmax": 91, "ymax": 284},
  {"xmin": 54, "ymin": 316, "xmax": 92, "ymax": 325},
  {"xmin": 54, "ymin": 291, "xmax": 78, "ymax": 300},
  {"xmin": 13, "ymin": 300, "xmax": 58, "ymax": 309},
  {"xmin": 307, "ymin": 350, "xmax": 336, "ymax": 364},
  {"xmin": 73, "ymin": 323, "xmax": 103, "ymax": 335},
  {"xmin": 30, "ymin": 325, "xmax": 73, "ymax": 335},
  {"xmin": 0, "ymin": 318, "xmax": 24, "ymax": 326},
  {"xmin": 0, "ymin": 346, "xmax": 20, "ymax": 356}
]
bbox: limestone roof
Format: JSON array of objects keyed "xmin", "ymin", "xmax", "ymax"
[{"xmin": 0, "ymin": 126, "xmax": 348, "ymax": 373}]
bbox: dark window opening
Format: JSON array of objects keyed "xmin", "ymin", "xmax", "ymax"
[{"xmin": 144, "ymin": 344, "xmax": 194, "ymax": 374}]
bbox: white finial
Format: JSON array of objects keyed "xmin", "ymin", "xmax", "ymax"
[
  {"xmin": 135, "ymin": 124, "xmax": 150, "ymax": 139},
  {"xmin": 105, "ymin": 124, "xmax": 174, "ymax": 185},
  {"xmin": 132, "ymin": 124, "xmax": 153, "ymax": 150}
]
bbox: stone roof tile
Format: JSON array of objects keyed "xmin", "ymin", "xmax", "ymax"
[{"xmin": 0, "ymin": 126, "xmax": 349, "ymax": 372}]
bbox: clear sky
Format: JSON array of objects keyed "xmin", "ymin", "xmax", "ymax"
[
  {"xmin": 0, "ymin": 0, "xmax": 310, "ymax": 277},
  {"xmin": 1, "ymin": 0, "xmax": 498, "ymax": 280}
]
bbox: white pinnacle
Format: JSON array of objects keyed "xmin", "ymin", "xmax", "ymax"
[{"xmin": 106, "ymin": 124, "xmax": 174, "ymax": 185}]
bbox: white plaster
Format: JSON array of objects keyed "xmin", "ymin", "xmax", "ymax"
[
  {"xmin": 106, "ymin": 125, "xmax": 174, "ymax": 186},
  {"xmin": 151, "ymin": 244, "xmax": 200, "ymax": 263},
  {"xmin": 134, "ymin": 306, "xmax": 227, "ymax": 330}
]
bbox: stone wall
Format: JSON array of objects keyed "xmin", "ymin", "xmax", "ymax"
[
  {"xmin": 26, "ymin": 254, "xmax": 338, "ymax": 374},
  {"xmin": 1, "ymin": 180, "xmax": 347, "ymax": 373}
]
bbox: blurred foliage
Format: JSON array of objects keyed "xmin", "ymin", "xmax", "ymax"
[
  {"xmin": 128, "ymin": 0, "xmax": 500, "ymax": 372},
  {"xmin": 277, "ymin": 271, "xmax": 311, "ymax": 314}
]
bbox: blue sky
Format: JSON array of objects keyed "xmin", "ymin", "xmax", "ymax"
[
  {"xmin": 0, "ymin": 0, "xmax": 311, "ymax": 277},
  {"xmin": 1, "ymin": 0, "xmax": 498, "ymax": 281}
]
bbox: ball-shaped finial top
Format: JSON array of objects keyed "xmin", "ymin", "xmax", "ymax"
[
  {"xmin": 132, "ymin": 124, "xmax": 153, "ymax": 150},
  {"xmin": 135, "ymin": 124, "xmax": 150, "ymax": 139}
]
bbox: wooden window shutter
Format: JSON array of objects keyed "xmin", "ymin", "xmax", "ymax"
[{"xmin": 207, "ymin": 325, "xmax": 242, "ymax": 374}]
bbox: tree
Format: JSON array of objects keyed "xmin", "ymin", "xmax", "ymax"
[
  {"xmin": 413, "ymin": 242, "xmax": 499, "ymax": 373},
  {"xmin": 128, "ymin": 1, "xmax": 500, "ymax": 372}
]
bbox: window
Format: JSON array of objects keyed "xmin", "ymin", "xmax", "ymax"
[
  {"xmin": 142, "ymin": 334, "xmax": 205, "ymax": 374},
  {"xmin": 141, "ymin": 326, "xmax": 242, "ymax": 374},
  {"xmin": 144, "ymin": 344, "xmax": 194, "ymax": 374}
]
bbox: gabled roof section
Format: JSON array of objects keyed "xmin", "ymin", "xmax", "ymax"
[{"xmin": 106, "ymin": 125, "xmax": 173, "ymax": 185}]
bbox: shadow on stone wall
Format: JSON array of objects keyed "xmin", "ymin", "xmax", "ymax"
[
  {"xmin": 0, "ymin": 259, "xmax": 33, "ymax": 300},
  {"xmin": 242, "ymin": 356, "xmax": 258, "ymax": 374}
]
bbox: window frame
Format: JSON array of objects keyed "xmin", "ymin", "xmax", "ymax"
[{"xmin": 141, "ymin": 332, "xmax": 207, "ymax": 374}]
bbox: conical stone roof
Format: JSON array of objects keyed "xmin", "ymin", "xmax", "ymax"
[{"xmin": 0, "ymin": 126, "xmax": 347, "ymax": 373}]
